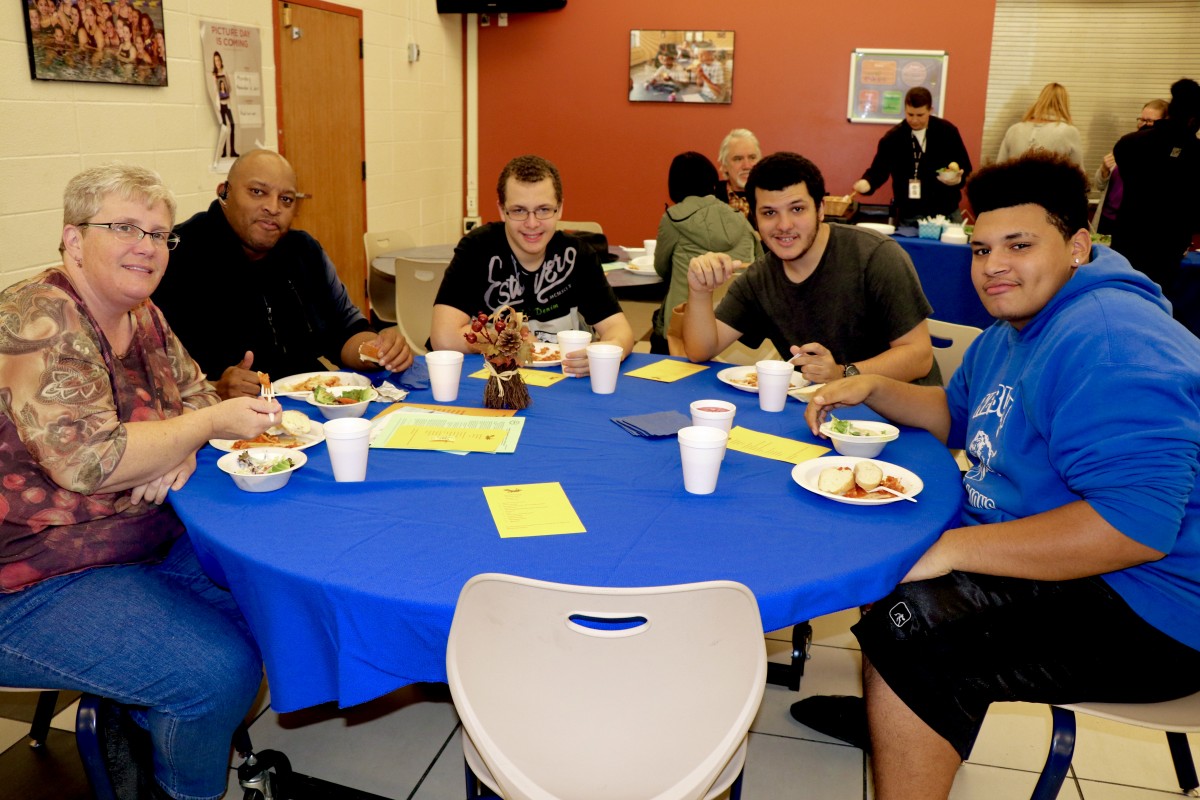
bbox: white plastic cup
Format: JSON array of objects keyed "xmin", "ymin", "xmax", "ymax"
[
  {"xmin": 323, "ymin": 417, "xmax": 372, "ymax": 482},
  {"xmin": 586, "ymin": 343, "xmax": 623, "ymax": 394},
  {"xmin": 677, "ymin": 425, "xmax": 729, "ymax": 495},
  {"xmin": 556, "ymin": 330, "xmax": 593, "ymax": 376},
  {"xmin": 755, "ymin": 360, "xmax": 794, "ymax": 412},
  {"xmin": 689, "ymin": 399, "xmax": 736, "ymax": 432},
  {"xmin": 425, "ymin": 350, "xmax": 464, "ymax": 402},
  {"xmin": 643, "ymin": 239, "xmax": 658, "ymax": 257}
]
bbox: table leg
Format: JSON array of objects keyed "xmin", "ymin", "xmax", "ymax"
[{"xmin": 766, "ymin": 621, "xmax": 812, "ymax": 691}]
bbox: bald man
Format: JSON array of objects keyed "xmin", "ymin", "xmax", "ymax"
[{"xmin": 153, "ymin": 149, "xmax": 411, "ymax": 398}]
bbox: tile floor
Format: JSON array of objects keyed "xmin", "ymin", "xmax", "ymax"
[{"xmin": 2, "ymin": 608, "xmax": 1195, "ymax": 799}]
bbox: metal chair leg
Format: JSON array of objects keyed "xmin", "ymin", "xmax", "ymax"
[
  {"xmin": 728, "ymin": 768, "xmax": 745, "ymax": 800},
  {"xmin": 1030, "ymin": 706, "xmax": 1076, "ymax": 800},
  {"xmin": 1166, "ymin": 731, "xmax": 1199, "ymax": 794},
  {"xmin": 28, "ymin": 689, "xmax": 59, "ymax": 748},
  {"xmin": 75, "ymin": 693, "xmax": 118, "ymax": 800}
]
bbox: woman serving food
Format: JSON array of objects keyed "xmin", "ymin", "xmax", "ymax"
[{"xmin": 0, "ymin": 164, "xmax": 279, "ymax": 799}]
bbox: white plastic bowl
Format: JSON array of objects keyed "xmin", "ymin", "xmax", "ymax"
[
  {"xmin": 305, "ymin": 386, "xmax": 378, "ymax": 419},
  {"xmin": 819, "ymin": 419, "xmax": 900, "ymax": 457},
  {"xmin": 217, "ymin": 447, "xmax": 307, "ymax": 493}
]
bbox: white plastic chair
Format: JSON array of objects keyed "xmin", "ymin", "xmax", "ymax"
[
  {"xmin": 927, "ymin": 318, "xmax": 983, "ymax": 471},
  {"xmin": 1031, "ymin": 694, "xmax": 1200, "ymax": 799},
  {"xmin": 555, "ymin": 220, "xmax": 604, "ymax": 234},
  {"xmin": 363, "ymin": 229, "xmax": 417, "ymax": 325},
  {"xmin": 927, "ymin": 318, "xmax": 983, "ymax": 385},
  {"xmin": 446, "ymin": 574, "xmax": 767, "ymax": 800},
  {"xmin": 393, "ymin": 255, "xmax": 451, "ymax": 355}
]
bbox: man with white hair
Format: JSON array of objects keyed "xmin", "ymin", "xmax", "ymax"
[{"xmin": 716, "ymin": 128, "xmax": 761, "ymax": 218}]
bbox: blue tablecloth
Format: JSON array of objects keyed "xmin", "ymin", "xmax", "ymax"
[
  {"xmin": 891, "ymin": 236, "xmax": 994, "ymax": 331},
  {"xmin": 174, "ymin": 353, "xmax": 963, "ymax": 712}
]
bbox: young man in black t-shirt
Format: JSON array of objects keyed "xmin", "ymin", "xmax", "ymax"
[{"xmin": 431, "ymin": 155, "xmax": 634, "ymax": 376}]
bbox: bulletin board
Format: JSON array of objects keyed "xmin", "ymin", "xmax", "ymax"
[{"xmin": 847, "ymin": 49, "xmax": 948, "ymax": 124}]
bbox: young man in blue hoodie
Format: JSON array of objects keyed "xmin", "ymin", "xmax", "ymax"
[{"xmin": 802, "ymin": 152, "xmax": 1200, "ymax": 800}]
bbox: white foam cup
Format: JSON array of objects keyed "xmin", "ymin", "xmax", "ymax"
[
  {"xmin": 689, "ymin": 399, "xmax": 736, "ymax": 432},
  {"xmin": 755, "ymin": 360, "xmax": 794, "ymax": 412},
  {"xmin": 323, "ymin": 417, "xmax": 372, "ymax": 482},
  {"xmin": 425, "ymin": 350, "xmax": 464, "ymax": 402},
  {"xmin": 643, "ymin": 239, "xmax": 658, "ymax": 257},
  {"xmin": 677, "ymin": 425, "xmax": 729, "ymax": 495},
  {"xmin": 585, "ymin": 343, "xmax": 623, "ymax": 394},
  {"xmin": 555, "ymin": 330, "xmax": 593, "ymax": 376}
]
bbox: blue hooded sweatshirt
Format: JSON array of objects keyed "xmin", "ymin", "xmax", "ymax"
[{"xmin": 946, "ymin": 245, "xmax": 1200, "ymax": 651}]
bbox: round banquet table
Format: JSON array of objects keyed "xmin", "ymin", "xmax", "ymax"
[{"xmin": 174, "ymin": 353, "xmax": 964, "ymax": 712}]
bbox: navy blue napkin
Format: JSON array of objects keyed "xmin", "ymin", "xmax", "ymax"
[
  {"xmin": 396, "ymin": 360, "xmax": 430, "ymax": 390},
  {"xmin": 611, "ymin": 410, "xmax": 691, "ymax": 439}
]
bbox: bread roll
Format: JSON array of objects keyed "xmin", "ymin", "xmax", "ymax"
[
  {"xmin": 358, "ymin": 342, "xmax": 382, "ymax": 364},
  {"xmin": 280, "ymin": 410, "xmax": 311, "ymax": 436},
  {"xmin": 854, "ymin": 461, "xmax": 883, "ymax": 492},
  {"xmin": 818, "ymin": 466, "xmax": 855, "ymax": 496}
]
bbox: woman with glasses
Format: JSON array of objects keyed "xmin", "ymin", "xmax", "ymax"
[{"xmin": 0, "ymin": 164, "xmax": 278, "ymax": 799}]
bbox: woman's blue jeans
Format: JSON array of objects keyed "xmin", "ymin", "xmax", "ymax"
[{"xmin": 0, "ymin": 535, "xmax": 262, "ymax": 800}]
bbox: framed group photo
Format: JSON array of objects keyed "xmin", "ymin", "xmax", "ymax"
[
  {"xmin": 23, "ymin": 0, "xmax": 168, "ymax": 86},
  {"xmin": 629, "ymin": 29, "xmax": 735, "ymax": 104}
]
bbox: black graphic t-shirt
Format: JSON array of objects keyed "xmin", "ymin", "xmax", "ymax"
[{"xmin": 434, "ymin": 223, "xmax": 622, "ymax": 341}]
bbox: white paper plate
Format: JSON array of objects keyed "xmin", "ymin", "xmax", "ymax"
[
  {"xmin": 716, "ymin": 365, "xmax": 808, "ymax": 394},
  {"xmin": 271, "ymin": 371, "xmax": 372, "ymax": 397},
  {"xmin": 791, "ymin": 456, "xmax": 923, "ymax": 505},
  {"xmin": 856, "ymin": 222, "xmax": 896, "ymax": 235},
  {"xmin": 524, "ymin": 342, "xmax": 562, "ymax": 368},
  {"xmin": 209, "ymin": 420, "xmax": 326, "ymax": 453},
  {"xmin": 626, "ymin": 255, "xmax": 657, "ymax": 274}
]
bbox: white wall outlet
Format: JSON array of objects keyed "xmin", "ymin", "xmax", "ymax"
[
  {"xmin": 498, "ymin": 13, "xmax": 508, "ymax": 26},
  {"xmin": 407, "ymin": 43, "xmax": 420, "ymax": 62},
  {"xmin": 463, "ymin": 216, "xmax": 482, "ymax": 234},
  {"xmin": 480, "ymin": 13, "xmax": 490, "ymax": 26}
]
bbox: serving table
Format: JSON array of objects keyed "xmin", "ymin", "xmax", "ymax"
[{"xmin": 174, "ymin": 353, "xmax": 963, "ymax": 713}]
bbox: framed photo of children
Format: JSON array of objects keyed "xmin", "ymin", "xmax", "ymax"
[
  {"xmin": 629, "ymin": 30, "xmax": 734, "ymax": 104},
  {"xmin": 23, "ymin": 0, "xmax": 169, "ymax": 86},
  {"xmin": 847, "ymin": 49, "xmax": 947, "ymax": 124}
]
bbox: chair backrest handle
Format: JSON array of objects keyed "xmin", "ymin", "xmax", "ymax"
[{"xmin": 567, "ymin": 613, "xmax": 650, "ymax": 638}]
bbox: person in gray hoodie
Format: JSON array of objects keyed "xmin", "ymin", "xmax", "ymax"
[{"xmin": 651, "ymin": 151, "xmax": 758, "ymax": 353}]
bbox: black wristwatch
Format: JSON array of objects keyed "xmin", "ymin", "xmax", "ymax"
[{"xmin": 843, "ymin": 363, "xmax": 860, "ymax": 378}]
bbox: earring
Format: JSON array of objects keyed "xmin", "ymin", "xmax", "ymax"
[{"xmin": 1074, "ymin": 258, "xmax": 1080, "ymax": 265}]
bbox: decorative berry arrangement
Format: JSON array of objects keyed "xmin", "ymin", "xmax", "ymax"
[{"xmin": 465, "ymin": 305, "xmax": 532, "ymax": 410}]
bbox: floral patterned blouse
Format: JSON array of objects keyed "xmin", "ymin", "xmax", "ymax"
[{"xmin": 0, "ymin": 269, "xmax": 219, "ymax": 591}]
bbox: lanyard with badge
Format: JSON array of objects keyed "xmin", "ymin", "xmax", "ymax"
[{"xmin": 909, "ymin": 133, "xmax": 924, "ymax": 200}]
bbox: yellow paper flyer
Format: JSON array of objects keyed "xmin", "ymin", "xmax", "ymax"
[
  {"xmin": 482, "ymin": 482, "xmax": 586, "ymax": 538},
  {"xmin": 726, "ymin": 426, "xmax": 830, "ymax": 464},
  {"xmin": 624, "ymin": 360, "xmax": 710, "ymax": 383}
]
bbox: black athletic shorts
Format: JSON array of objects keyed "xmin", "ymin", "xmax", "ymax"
[{"xmin": 852, "ymin": 571, "xmax": 1200, "ymax": 759}]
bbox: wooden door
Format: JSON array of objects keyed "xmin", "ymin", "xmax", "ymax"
[{"xmin": 275, "ymin": 0, "xmax": 366, "ymax": 312}]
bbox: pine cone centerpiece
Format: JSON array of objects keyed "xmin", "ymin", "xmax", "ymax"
[{"xmin": 464, "ymin": 306, "xmax": 532, "ymax": 410}]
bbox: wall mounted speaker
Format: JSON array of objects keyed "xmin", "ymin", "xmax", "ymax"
[{"xmin": 436, "ymin": 0, "xmax": 566, "ymax": 12}]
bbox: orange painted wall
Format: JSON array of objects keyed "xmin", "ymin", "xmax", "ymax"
[{"xmin": 475, "ymin": 1, "xmax": 996, "ymax": 247}]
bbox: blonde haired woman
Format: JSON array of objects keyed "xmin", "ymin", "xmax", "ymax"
[{"xmin": 996, "ymin": 82, "xmax": 1084, "ymax": 166}]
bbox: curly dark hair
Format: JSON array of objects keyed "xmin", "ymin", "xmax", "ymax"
[
  {"xmin": 497, "ymin": 155, "xmax": 562, "ymax": 205},
  {"xmin": 744, "ymin": 152, "xmax": 826, "ymax": 221},
  {"xmin": 965, "ymin": 152, "xmax": 1090, "ymax": 240}
]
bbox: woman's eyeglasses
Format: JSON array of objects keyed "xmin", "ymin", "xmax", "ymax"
[{"xmin": 78, "ymin": 222, "xmax": 180, "ymax": 250}]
